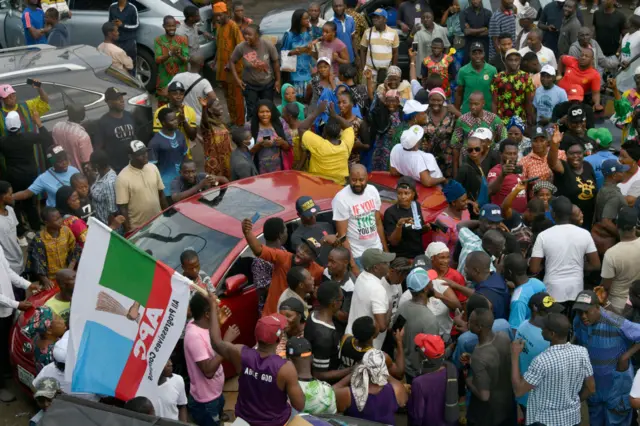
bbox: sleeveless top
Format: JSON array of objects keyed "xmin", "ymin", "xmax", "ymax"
[
  {"xmin": 235, "ymin": 346, "xmax": 290, "ymax": 426},
  {"xmin": 344, "ymin": 382, "xmax": 398, "ymax": 424}
]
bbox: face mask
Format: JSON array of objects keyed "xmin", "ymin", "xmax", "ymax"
[{"xmin": 246, "ymin": 137, "xmax": 255, "ymax": 150}]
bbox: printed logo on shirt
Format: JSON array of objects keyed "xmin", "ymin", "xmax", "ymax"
[
  {"xmin": 576, "ymin": 177, "xmax": 595, "ymax": 201},
  {"xmin": 351, "ymin": 199, "xmax": 377, "ymax": 240},
  {"xmin": 243, "ymin": 51, "xmax": 269, "ymax": 73}
]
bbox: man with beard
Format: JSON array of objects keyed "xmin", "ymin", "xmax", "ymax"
[
  {"xmin": 94, "ymin": 87, "xmax": 138, "ymax": 173},
  {"xmin": 241, "ymin": 217, "xmax": 325, "ymax": 317},
  {"xmin": 332, "ymin": 164, "xmax": 387, "ymax": 273},
  {"xmin": 169, "ymin": 160, "xmax": 228, "ymax": 203},
  {"xmin": 148, "ymin": 107, "xmax": 188, "ymax": 196}
]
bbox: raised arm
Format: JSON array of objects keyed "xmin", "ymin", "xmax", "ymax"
[
  {"xmin": 547, "ymin": 124, "xmax": 564, "ymax": 174},
  {"xmin": 241, "ymin": 218, "xmax": 263, "ymax": 257},
  {"xmin": 208, "ymin": 293, "xmax": 243, "ymax": 373}
]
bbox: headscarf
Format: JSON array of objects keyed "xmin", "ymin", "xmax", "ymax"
[
  {"xmin": 351, "ymin": 349, "xmax": 389, "ymax": 412},
  {"xmin": 377, "ymin": 66, "xmax": 413, "ymax": 102},
  {"xmin": 533, "ymin": 180, "xmax": 557, "ymax": 195},
  {"xmin": 507, "ymin": 116, "xmax": 526, "ymax": 135},
  {"xmin": 428, "ymin": 87, "xmax": 447, "ymax": 101},
  {"xmin": 277, "ymin": 83, "xmax": 305, "ymax": 121},
  {"xmin": 387, "ymin": 66, "xmax": 402, "ymax": 78},
  {"xmin": 426, "ymin": 241, "xmax": 449, "ymax": 258},
  {"xmin": 212, "ymin": 2, "xmax": 227, "ymax": 13},
  {"xmin": 442, "ymin": 180, "xmax": 466, "ymax": 203},
  {"xmin": 22, "ymin": 306, "xmax": 54, "ymax": 339},
  {"xmin": 55, "ymin": 185, "xmax": 81, "ymax": 218}
]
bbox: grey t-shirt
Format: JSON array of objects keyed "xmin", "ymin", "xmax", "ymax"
[
  {"xmin": 595, "ymin": 183, "xmax": 627, "ymax": 223},
  {"xmin": 230, "ymin": 40, "xmax": 279, "ymax": 86},
  {"xmin": 397, "ymin": 299, "xmax": 439, "ymax": 378},
  {"xmin": 0, "ymin": 207, "xmax": 22, "ymax": 274}
]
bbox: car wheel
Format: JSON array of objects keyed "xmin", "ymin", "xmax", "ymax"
[{"xmin": 136, "ymin": 47, "xmax": 157, "ymax": 92}]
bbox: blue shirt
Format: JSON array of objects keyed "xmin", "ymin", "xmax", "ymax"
[
  {"xmin": 333, "ymin": 15, "xmax": 356, "ymax": 62},
  {"xmin": 28, "ymin": 166, "xmax": 80, "ymax": 207},
  {"xmin": 508, "ymin": 278, "xmax": 547, "ymax": 330},
  {"xmin": 22, "ymin": 7, "xmax": 47, "ymax": 45},
  {"xmin": 453, "ymin": 318, "xmax": 513, "ymax": 369},
  {"xmin": 148, "ymin": 131, "xmax": 187, "ymax": 196},
  {"xmin": 585, "ymin": 150, "xmax": 617, "ymax": 190},
  {"xmin": 514, "ymin": 320, "xmax": 550, "ymax": 407},
  {"xmin": 533, "ymin": 85, "xmax": 568, "ymax": 122}
]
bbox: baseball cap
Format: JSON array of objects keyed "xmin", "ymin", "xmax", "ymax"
[
  {"xmin": 407, "ymin": 268, "xmax": 431, "ymax": 292},
  {"xmin": 279, "ymin": 297, "xmax": 306, "ymax": 322},
  {"xmin": 414, "ymin": 333, "xmax": 445, "ymax": 359},
  {"xmin": 573, "ymin": 290, "xmax": 599, "ymax": 312},
  {"xmin": 317, "ymin": 56, "xmax": 332, "ymax": 66},
  {"xmin": 587, "ymin": 128, "xmax": 613, "ymax": 148},
  {"xmin": 5, "ymin": 111, "xmax": 21, "ymax": 132},
  {"xmin": 403, "ymin": 99, "xmax": 429, "ymax": 115},
  {"xmin": 301, "ymin": 237, "xmax": 321, "ymax": 258},
  {"xmin": 479, "ymin": 203, "xmax": 503, "ymax": 222},
  {"xmin": 601, "ymin": 159, "xmax": 630, "ymax": 176},
  {"xmin": 617, "ymin": 206, "xmax": 638, "ymax": 229},
  {"xmin": 52, "ymin": 331, "xmax": 68, "ymax": 363},
  {"xmin": 412, "ymin": 254, "xmax": 432, "ymax": 270},
  {"xmin": 286, "ymin": 336, "xmax": 312, "ymax": 358},
  {"xmin": 470, "ymin": 127, "xmax": 493, "ymax": 141},
  {"xmin": 397, "ymin": 175, "xmax": 417, "ymax": 192},
  {"xmin": 255, "ymin": 313, "xmax": 288, "ymax": 344},
  {"xmin": 370, "ymin": 8, "xmax": 388, "ymax": 19},
  {"xmin": 529, "ymin": 292, "xmax": 564, "ymax": 314},
  {"xmin": 540, "ymin": 64, "xmax": 556, "ymax": 76},
  {"xmin": 34, "ymin": 377, "xmax": 60, "ymax": 399},
  {"xmin": 361, "ymin": 248, "xmax": 396, "ymax": 270},
  {"xmin": 567, "ymin": 84, "xmax": 584, "ymax": 102},
  {"xmin": 0, "ymin": 84, "xmax": 16, "ymax": 99},
  {"xmin": 505, "ymin": 48, "xmax": 521, "ymax": 58},
  {"xmin": 400, "ymin": 125, "xmax": 425, "ymax": 150},
  {"xmin": 168, "ymin": 80, "xmax": 186, "ymax": 92},
  {"xmin": 46, "ymin": 145, "xmax": 67, "ymax": 161},
  {"xmin": 567, "ymin": 104, "xmax": 586, "ymax": 123},
  {"xmin": 129, "ymin": 140, "xmax": 148, "ymax": 155},
  {"xmin": 104, "ymin": 87, "xmax": 127, "ymax": 101},
  {"xmin": 295, "ymin": 196, "xmax": 318, "ymax": 219},
  {"xmin": 470, "ymin": 42, "xmax": 484, "ymax": 52},
  {"xmin": 532, "ymin": 126, "xmax": 548, "ymax": 139}
]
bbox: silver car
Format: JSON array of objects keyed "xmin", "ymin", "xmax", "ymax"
[{"xmin": 0, "ymin": 0, "xmax": 214, "ymax": 90}]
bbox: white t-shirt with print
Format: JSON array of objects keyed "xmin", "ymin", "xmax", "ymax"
[
  {"xmin": 621, "ymin": 31, "xmax": 640, "ymax": 63},
  {"xmin": 153, "ymin": 374, "xmax": 188, "ymax": 420},
  {"xmin": 346, "ymin": 271, "xmax": 390, "ymax": 350},
  {"xmin": 390, "ymin": 144, "xmax": 443, "ymax": 183},
  {"xmin": 332, "ymin": 184, "xmax": 383, "ymax": 258}
]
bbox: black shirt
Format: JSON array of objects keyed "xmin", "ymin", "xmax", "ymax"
[
  {"xmin": 460, "ymin": 7, "xmax": 492, "ymax": 60},
  {"xmin": 539, "ymin": 2, "xmax": 584, "ymax": 55},
  {"xmin": 551, "ymin": 101, "xmax": 595, "ymax": 132},
  {"xmin": 304, "ymin": 313, "xmax": 342, "ymax": 373},
  {"xmin": 397, "ymin": 0, "xmax": 430, "ymax": 31},
  {"xmin": 94, "ymin": 111, "xmax": 137, "ymax": 173},
  {"xmin": 339, "ymin": 335, "xmax": 370, "ymax": 369},
  {"xmin": 490, "ymin": 54, "xmax": 507, "ymax": 72},
  {"xmin": 593, "ymin": 8, "xmax": 626, "ymax": 57},
  {"xmin": 290, "ymin": 222, "xmax": 335, "ymax": 267},
  {"xmin": 553, "ymin": 160, "xmax": 597, "ymax": 230},
  {"xmin": 0, "ymin": 127, "xmax": 52, "ymax": 188},
  {"xmin": 382, "ymin": 203, "xmax": 426, "ymax": 259}
]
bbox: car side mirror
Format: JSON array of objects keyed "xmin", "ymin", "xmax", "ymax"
[{"xmin": 224, "ymin": 274, "xmax": 248, "ymax": 296}]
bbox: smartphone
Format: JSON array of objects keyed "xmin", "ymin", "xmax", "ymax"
[
  {"xmin": 263, "ymin": 136, "xmax": 271, "ymax": 141},
  {"xmin": 526, "ymin": 176, "xmax": 540, "ymax": 184},
  {"xmin": 251, "ymin": 212, "xmax": 260, "ymax": 224},
  {"xmin": 392, "ymin": 315, "xmax": 407, "ymax": 332},
  {"xmin": 412, "ymin": 42, "xmax": 418, "ymax": 52},
  {"xmin": 26, "ymin": 78, "xmax": 41, "ymax": 88}
]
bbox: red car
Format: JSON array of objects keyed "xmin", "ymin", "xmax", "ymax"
[{"xmin": 10, "ymin": 171, "xmax": 446, "ymax": 393}]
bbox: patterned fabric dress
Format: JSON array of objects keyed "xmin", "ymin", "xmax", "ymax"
[
  {"xmin": 201, "ymin": 122, "xmax": 232, "ymax": 178},
  {"xmin": 490, "ymin": 70, "xmax": 535, "ymax": 124},
  {"xmin": 422, "ymin": 110, "xmax": 456, "ymax": 178},
  {"xmin": 27, "ymin": 227, "xmax": 80, "ymax": 280},
  {"xmin": 372, "ymin": 112, "xmax": 401, "ymax": 171},
  {"xmin": 62, "ymin": 215, "xmax": 88, "ymax": 247},
  {"xmin": 348, "ymin": 116, "xmax": 364, "ymax": 165},
  {"xmin": 423, "ymin": 53, "xmax": 455, "ymax": 98},
  {"xmin": 154, "ymin": 34, "xmax": 189, "ymax": 102},
  {"xmin": 216, "ymin": 20, "xmax": 245, "ymax": 126}
]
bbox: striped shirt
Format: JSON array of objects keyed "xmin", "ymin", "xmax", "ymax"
[
  {"xmin": 524, "ymin": 343, "xmax": 592, "ymax": 426},
  {"xmin": 90, "ymin": 169, "xmax": 117, "ymax": 225},
  {"xmin": 488, "ymin": 9, "xmax": 516, "ymax": 60},
  {"xmin": 360, "ymin": 25, "xmax": 399, "ymax": 72}
]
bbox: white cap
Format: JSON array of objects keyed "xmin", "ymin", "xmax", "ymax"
[
  {"xmin": 53, "ymin": 331, "xmax": 68, "ymax": 363},
  {"xmin": 317, "ymin": 56, "xmax": 332, "ymax": 66},
  {"xmin": 470, "ymin": 127, "xmax": 493, "ymax": 141},
  {"xmin": 425, "ymin": 241, "xmax": 449, "ymax": 257},
  {"xmin": 403, "ymin": 99, "xmax": 428, "ymax": 115},
  {"xmin": 540, "ymin": 64, "xmax": 556, "ymax": 76},
  {"xmin": 400, "ymin": 125, "xmax": 424, "ymax": 150},
  {"xmin": 129, "ymin": 140, "xmax": 148, "ymax": 154},
  {"xmin": 5, "ymin": 111, "xmax": 21, "ymax": 132}
]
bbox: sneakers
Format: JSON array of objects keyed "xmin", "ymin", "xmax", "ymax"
[
  {"xmin": 590, "ymin": 4, "xmax": 599, "ymax": 12},
  {"xmin": 0, "ymin": 388, "xmax": 16, "ymax": 403}
]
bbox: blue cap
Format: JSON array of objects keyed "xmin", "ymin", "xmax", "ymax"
[
  {"xmin": 407, "ymin": 268, "xmax": 430, "ymax": 292},
  {"xmin": 602, "ymin": 159, "xmax": 630, "ymax": 176},
  {"xmin": 370, "ymin": 8, "xmax": 388, "ymax": 19},
  {"xmin": 479, "ymin": 204, "xmax": 503, "ymax": 223}
]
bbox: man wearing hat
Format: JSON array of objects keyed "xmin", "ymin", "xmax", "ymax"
[
  {"xmin": 30, "ymin": 377, "xmax": 61, "ymax": 424},
  {"xmin": 153, "ymin": 80, "xmax": 198, "ymax": 144},
  {"xmin": 360, "ymin": 8, "xmax": 399, "ymax": 79},
  {"xmin": 572, "ymin": 289, "xmax": 640, "ymax": 426},
  {"xmin": 491, "ymin": 48, "xmax": 535, "ymax": 126},
  {"xmin": 208, "ymin": 294, "xmax": 305, "ymax": 425},
  {"xmin": 390, "ymin": 124, "xmax": 445, "ymax": 187},
  {"xmin": 456, "ymin": 204, "xmax": 504, "ymax": 272},
  {"xmin": 0, "ymin": 81, "xmax": 50, "ymax": 138},
  {"xmin": 115, "ymin": 140, "xmax": 167, "ymax": 232},
  {"xmin": 558, "ymin": 46, "xmax": 602, "ymax": 111},
  {"xmin": 346, "ymin": 248, "xmax": 396, "ymax": 350},
  {"xmin": 593, "ymin": 159, "xmax": 629, "ymax": 239},
  {"xmin": 551, "ymin": 84, "xmax": 595, "ymax": 132},
  {"xmin": 455, "ymin": 41, "xmax": 496, "ymax": 114},
  {"xmin": 533, "ymin": 65, "xmax": 568, "ymax": 125},
  {"xmin": 291, "ymin": 196, "xmax": 335, "ymax": 266}
]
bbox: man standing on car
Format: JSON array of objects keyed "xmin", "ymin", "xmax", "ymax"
[{"xmin": 109, "ymin": 0, "xmax": 139, "ymax": 76}]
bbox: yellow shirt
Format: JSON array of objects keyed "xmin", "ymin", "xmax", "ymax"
[
  {"xmin": 2, "ymin": 96, "xmax": 50, "ymax": 117},
  {"xmin": 45, "ymin": 297, "xmax": 71, "ymax": 324},
  {"xmin": 302, "ymin": 127, "xmax": 354, "ymax": 184},
  {"xmin": 115, "ymin": 163, "xmax": 165, "ymax": 230}
]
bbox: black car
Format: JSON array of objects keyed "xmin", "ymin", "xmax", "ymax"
[{"xmin": 0, "ymin": 44, "xmax": 153, "ymax": 142}]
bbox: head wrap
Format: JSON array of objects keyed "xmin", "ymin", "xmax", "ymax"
[
  {"xmin": 351, "ymin": 349, "xmax": 389, "ymax": 412},
  {"xmin": 386, "ymin": 66, "xmax": 402, "ymax": 79},
  {"xmin": 507, "ymin": 116, "xmax": 526, "ymax": 135},
  {"xmin": 212, "ymin": 2, "xmax": 227, "ymax": 13},
  {"xmin": 426, "ymin": 242, "xmax": 449, "ymax": 258},
  {"xmin": 442, "ymin": 180, "xmax": 466, "ymax": 203},
  {"xmin": 428, "ymin": 87, "xmax": 447, "ymax": 101},
  {"xmin": 22, "ymin": 306, "xmax": 54, "ymax": 339},
  {"xmin": 533, "ymin": 180, "xmax": 557, "ymax": 195}
]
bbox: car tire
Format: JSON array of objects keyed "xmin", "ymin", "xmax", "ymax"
[{"xmin": 136, "ymin": 46, "xmax": 157, "ymax": 92}]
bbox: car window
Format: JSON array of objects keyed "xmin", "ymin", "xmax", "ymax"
[
  {"xmin": 199, "ymin": 187, "xmax": 285, "ymax": 219},
  {"xmin": 72, "ymin": 0, "xmax": 112, "ymax": 10},
  {"xmin": 11, "ymin": 83, "xmax": 102, "ymax": 118},
  {"xmin": 129, "ymin": 209, "xmax": 241, "ymax": 275}
]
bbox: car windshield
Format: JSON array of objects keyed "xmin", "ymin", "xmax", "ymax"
[
  {"xmin": 199, "ymin": 187, "xmax": 284, "ymax": 219},
  {"xmin": 129, "ymin": 209, "xmax": 240, "ymax": 276}
]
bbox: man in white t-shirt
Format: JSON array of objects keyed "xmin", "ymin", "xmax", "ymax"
[
  {"xmin": 519, "ymin": 29, "xmax": 558, "ymax": 70},
  {"xmin": 169, "ymin": 55, "xmax": 216, "ymax": 125},
  {"xmin": 530, "ymin": 196, "xmax": 600, "ymax": 303},
  {"xmin": 332, "ymin": 164, "xmax": 387, "ymax": 269},
  {"xmin": 390, "ymin": 119, "xmax": 445, "ymax": 188},
  {"xmin": 154, "ymin": 359, "xmax": 188, "ymax": 421},
  {"xmin": 346, "ymin": 248, "xmax": 396, "ymax": 350}
]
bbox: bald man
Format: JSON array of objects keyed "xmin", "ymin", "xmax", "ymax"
[
  {"xmin": 465, "ymin": 251, "xmax": 510, "ymax": 320},
  {"xmin": 52, "ymin": 104, "xmax": 93, "ymax": 170},
  {"xmin": 45, "ymin": 269, "xmax": 75, "ymax": 324}
]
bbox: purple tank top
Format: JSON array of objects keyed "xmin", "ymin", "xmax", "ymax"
[
  {"xmin": 235, "ymin": 346, "xmax": 291, "ymax": 426},
  {"xmin": 345, "ymin": 382, "xmax": 398, "ymax": 425}
]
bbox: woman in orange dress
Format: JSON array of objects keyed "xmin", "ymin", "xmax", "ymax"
[{"xmin": 199, "ymin": 97, "xmax": 232, "ymax": 178}]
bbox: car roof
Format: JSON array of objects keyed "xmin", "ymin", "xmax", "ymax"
[{"xmin": 0, "ymin": 45, "xmax": 111, "ymax": 79}]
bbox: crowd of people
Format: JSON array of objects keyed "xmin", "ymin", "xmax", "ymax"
[{"xmin": 3, "ymin": 0, "xmax": 640, "ymax": 425}]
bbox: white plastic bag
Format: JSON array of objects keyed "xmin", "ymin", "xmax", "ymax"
[{"xmin": 281, "ymin": 50, "xmax": 297, "ymax": 73}]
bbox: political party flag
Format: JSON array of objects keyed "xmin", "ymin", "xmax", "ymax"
[{"xmin": 66, "ymin": 217, "xmax": 190, "ymax": 401}]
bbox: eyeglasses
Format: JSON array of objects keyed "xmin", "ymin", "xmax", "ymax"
[{"xmin": 467, "ymin": 147, "xmax": 482, "ymax": 153}]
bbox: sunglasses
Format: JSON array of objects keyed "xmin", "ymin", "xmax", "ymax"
[{"xmin": 467, "ymin": 147, "xmax": 482, "ymax": 153}]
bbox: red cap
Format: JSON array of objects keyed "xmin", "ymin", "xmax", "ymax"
[
  {"xmin": 255, "ymin": 313, "xmax": 288, "ymax": 344},
  {"xmin": 567, "ymin": 84, "xmax": 584, "ymax": 102},
  {"xmin": 414, "ymin": 334, "xmax": 445, "ymax": 359}
]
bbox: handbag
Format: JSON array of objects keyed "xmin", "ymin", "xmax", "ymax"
[{"xmin": 281, "ymin": 50, "xmax": 297, "ymax": 72}]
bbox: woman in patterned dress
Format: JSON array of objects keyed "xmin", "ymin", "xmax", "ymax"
[
  {"xmin": 246, "ymin": 100, "xmax": 293, "ymax": 174},
  {"xmin": 337, "ymin": 88, "xmax": 369, "ymax": 165},
  {"xmin": 199, "ymin": 97, "xmax": 232, "ymax": 178},
  {"xmin": 371, "ymin": 90, "xmax": 401, "ymax": 171},
  {"xmin": 22, "ymin": 306, "xmax": 66, "ymax": 372},
  {"xmin": 421, "ymin": 39, "xmax": 454, "ymax": 98},
  {"xmin": 422, "ymin": 88, "xmax": 458, "ymax": 178}
]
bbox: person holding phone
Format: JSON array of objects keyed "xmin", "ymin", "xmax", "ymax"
[
  {"xmin": 0, "ymin": 82, "xmax": 50, "ymax": 138},
  {"xmin": 488, "ymin": 139, "xmax": 527, "ymax": 213}
]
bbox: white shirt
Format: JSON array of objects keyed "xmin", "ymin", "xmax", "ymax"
[
  {"xmin": 0, "ymin": 207, "xmax": 23, "ymax": 274},
  {"xmin": 530, "ymin": 224, "xmax": 597, "ymax": 302},
  {"xmin": 426, "ymin": 279, "xmax": 454, "ymax": 337},
  {"xmin": 33, "ymin": 362, "xmax": 100, "ymax": 401},
  {"xmin": 0, "ymin": 246, "xmax": 30, "ymax": 318},
  {"xmin": 631, "ymin": 368, "xmax": 640, "ymax": 399},
  {"xmin": 618, "ymin": 168, "xmax": 640, "ymax": 196},
  {"xmin": 390, "ymin": 144, "xmax": 443, "ymax": 183},
  {"xmin": 621, "ymin": 30, "xmax": 640, "ymax": 63},
  {"xmin": 153, "ymin": 374, "xmax": 188, "ymax": 420},
  {"xmin": 332, "ymin": 185, "xmax": 383, "ymax": 258},
  {"xmin": 519, "ymin": 45, "xmax": 558, "ymax": 70},
  {"xmin": 346, "ymin": 271, "xmax": 389, "ymax": 349},
  {"xmin": 380, "ymin": 277, "xmax": 402, "ymax": 325},
  {"xmin": 169, "ymin": 72, "xmax": 214, "ymax": 125}
]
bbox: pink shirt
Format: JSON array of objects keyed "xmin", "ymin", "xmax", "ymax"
[
  {"xmin": 183, "ymin": 322, "xmax": 225, "ymax": 403},
  {"xmin": 51, "ymin": 121, "xmax": 93, "ymax": 170}
]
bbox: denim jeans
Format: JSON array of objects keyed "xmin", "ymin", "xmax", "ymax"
[{"xmin": 188, "ymin": 394, "xmax": 225, "ymax": 426}]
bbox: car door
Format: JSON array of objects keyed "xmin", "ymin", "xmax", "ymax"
[
  {"xmin": 66, "ymin": 0, "xmax": 111, "ymax": 47},
  {"xmin": 0, "ymin": 0, "xmax": 26, "ymax": 47}
]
